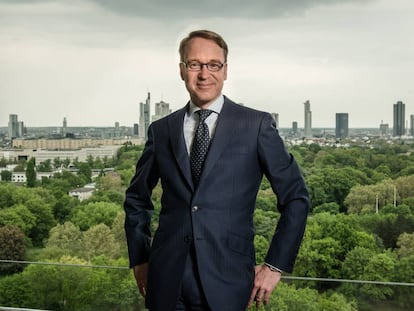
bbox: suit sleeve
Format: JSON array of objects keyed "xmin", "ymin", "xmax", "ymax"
[
  {"xmin": 124, "ymin": 124, "xmax": 160, "ymax": 267},
  {"xmin": 257, "ymin": 113, "xmax": 309, "ymax": 273}
]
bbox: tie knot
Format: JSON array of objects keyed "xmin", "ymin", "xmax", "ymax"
[{"xmin": 197, "ymin": 109, "xmax": 213, "ymax": 122}]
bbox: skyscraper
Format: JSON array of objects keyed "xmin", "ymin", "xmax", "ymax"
[
  {"xmin": 8, "ymin": 114, "xmax": 18, "ymax": 139},
  {"xmin": 292, "ymin": 121, "xmax": 298, "ymax": 136},
  {"xmin": 114, "ymin": 121, "xmax": 120, "ymax": 137},
  {"xmin": 133, "ymin": 123, "xmax": 139, "ymax": 136},
  {"xmin": 152, "ymin": 100, "xmax": 172, "ymax": 122},
  {"xmin": 335, "ymin": 113, "xmax": 349, "ymax": 139},
  {"xmin": 410, "ymin": 114, "xmax": 414, "ymax": 137},
  {"xmin": 139, "ymin": 92, "xmax": 151, "ymax": 140},
  {"xmin": 393, "ymin": 101, "xmax": 405, "ymax": 137},
  {"xmin": 379, "ymin": 121, "xmax": 390, "ymax": 137},
  {"xmin": 62, "ymin": 117, "xmax": 67, "ymax": 137},
  {"xmin": 303, "ymin": 100, "xmax": 312, "ymax": 138}
]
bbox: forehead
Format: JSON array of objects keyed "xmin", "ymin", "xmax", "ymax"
[{"xmin": 185, "ymin": 37, "xmax": 225, "ymax": 61}]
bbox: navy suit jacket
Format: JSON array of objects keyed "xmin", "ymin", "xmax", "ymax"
[{"xmin": 124, "ymin": 97, "xmax": 309, "ymax": 311}]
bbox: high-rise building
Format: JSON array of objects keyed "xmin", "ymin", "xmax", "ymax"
[
  {"xmin": 410, "ymin": 114, "xmax": 414, "ymax": 137},
  {"xmin": 17, "ymin": 121, "xmax": 24, "ymax": 137},
  {"xmin": 8, "ymin": 114, "xmax": 19, "ymax": 139},
  {"xmin": 139, "ymin": 92, "xmax": 151, "ymax": 140},
  {"xmin": 292, "ymin": 121, "xmax": 298, "ymax": 136},
  {"xmin": 335, "ymin": 113, "xmax": 349, "ymax": 139},
  {"xmin": 114, "ymin": 121, "xmax": 120, "ymax": 137},
  {"xmin": 133, "ymin": 123, "xmax": 139, "ymax": 136},
  {"xmin": 62, "ymin": 117, "xmax": 67, "ymax": 137},
  {"xmin": 303, "ymin": 100, "xmax": 312, "ymax": 138},
  {"xmin": 271, "ymin": 113, "xmax": 279, "ymax": 129},
  {"xmin": 393, "ymin": 101, "xmax": 405, "ymax": 137},
  {"xmin": 152, "ymin": 100, "xmax": 172, "ymax": 122},
  {"xmin": 379, "ymin": 121, "xmax": 389, "ymax": 137}
]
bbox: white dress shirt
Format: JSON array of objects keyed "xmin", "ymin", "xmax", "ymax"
[{"xmin": 183, "ymin": 95, "xmax": 224, "ymax": 154}]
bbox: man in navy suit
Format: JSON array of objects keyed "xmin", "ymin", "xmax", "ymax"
[{"xmin": 124, "ymin": 30, "xmax": 309, "ymax": 311}]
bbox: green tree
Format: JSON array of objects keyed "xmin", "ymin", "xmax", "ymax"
[
  {"xmin": 313, "ymin": 202, "xmax": 340, "ymax": 214},
  {"xmin": 254, "ymin": 235, "xmax": 269, "ymax": 263},
  {"xmin": 71, "ymin": 201, "xmax": 121, "ymax": 231},
  {"xmin": 0, "ymin": 204, "xmax": 36, "ymax": 236},
  {"xmin": 0, "ymin": 157, "xmax": 8, "ymax": 167},
  {"xmin": 0, "ymin": 225, "xmax": 26, "ymax": 275},
  {"xmin": 25, "ymin": 196, "xmax": 56, "ymax": 246},
  {"xmin": 53, "ymin": 157, "xmax": 62, "ymax": 169},
  {"xmin": 396, "ymin": 232, "xmax": 414, "ymax": 258},
  {"xmin": 1, "ymin": 170, "xmax": 12, "ymax": 181},
  {"xmin": 25, "ymin": 157, "xmax": 36, "ymax": 187},
  {"xmin": 254, "ymin": 209, "xmax": 278, "ymax": 241},
  {"xmin": 37, "ymin": 159, "xmax": 52, "ymax": 172},
  {"xmin": 359, "ymin": 252, "xmax": 396, "ymax": 301},
  {"xmin": 392, "ymin": 255, "xmax": 414, "ymax": 308},
  {"xmin": 78, "ymin": 162, "xmax": 92, "ymax": 183},
  {"xmin": 81, "ymin": 224, "xmax": 120, "ymax": 261},
  {"xmin": 111, "ymin": 211, "xmax": 128, "ymax": 247},
  {"xmin": 43, "ymin": 222, "xmax": 82, "ymax": 259}
]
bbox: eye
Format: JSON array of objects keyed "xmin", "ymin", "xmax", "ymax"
[
  {"xmin": 208, "ymin": 63, "xmax": 221, "ymax": 71},
  {"xmin": 187, "ymin": 62, "xmax": 201, "ymax": 70}
]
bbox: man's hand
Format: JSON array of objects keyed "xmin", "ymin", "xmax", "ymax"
[
  {"xmin": 133, "ymin": 263, "xmax": 148, "ymax": 297},
  {"xmin": 247, "ymin": 264, "xmax": 282, "ymax": 309}
]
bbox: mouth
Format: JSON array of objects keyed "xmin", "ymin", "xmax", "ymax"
[{"xmin": 196, "ymin": 83, "xmax": 213, "ymax": 90}]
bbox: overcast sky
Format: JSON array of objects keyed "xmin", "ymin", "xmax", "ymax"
[{"xmin": 1, "ymin": 0, "xmax": 413, "ymax": 128}]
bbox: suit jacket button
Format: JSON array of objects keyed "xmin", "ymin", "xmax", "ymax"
[{"xmin": 192, "ymin": 205, "xmax": 198, "ymax": 212}]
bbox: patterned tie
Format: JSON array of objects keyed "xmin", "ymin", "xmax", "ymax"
[{"xmin": 190, "ymin": 109, "xmax": 213, "ymax": 186}]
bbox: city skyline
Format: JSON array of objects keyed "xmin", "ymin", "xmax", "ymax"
[
  {"xmin": 3, "ymin": 99, "xmax": 414, "ymax": 133},
  {"xmin": 1, "ymin": 0, "xmax": 413, "ymax": 128}
]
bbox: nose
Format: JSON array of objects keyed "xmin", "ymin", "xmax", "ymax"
[{"xmin": 198, "ymin": 64, "xmax": 210, "ymax": 78}]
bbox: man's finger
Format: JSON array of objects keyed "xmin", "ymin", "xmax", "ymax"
[
  {"xmin": 263, "ymin": 290, "xmax": 271, "ymax": 305},
  {"xmin": 255, "ymin": 289, "xmax": 265, "ymax": 309}
]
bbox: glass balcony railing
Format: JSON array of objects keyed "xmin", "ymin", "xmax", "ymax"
[{"xmin": 1, "ymin": 260, "xmax": 413, "ymax": 311}]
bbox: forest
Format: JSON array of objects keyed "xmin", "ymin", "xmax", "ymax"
[{"xmin": 0, "ymin": 141, "xmax": 413, "ymax": 310}]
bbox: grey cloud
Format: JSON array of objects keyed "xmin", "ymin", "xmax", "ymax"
[
  {"xmin": 1, "ymin": 0, "xmax": 376, "ymax": 19},
  {"xmin": 89, "ymin": 0, "xmax": 376, "ymax": 18}
]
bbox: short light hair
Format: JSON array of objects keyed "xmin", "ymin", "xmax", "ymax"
[{"xmin": 179, "ymin": 30, "xmax": 228, "ymax": 62}]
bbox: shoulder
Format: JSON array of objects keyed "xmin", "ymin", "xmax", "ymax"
[
  {"xmin": 151, "ymin": 106, "xmax": 187, "ymax": 127},
  {"xmin": 223, "ymin": 96, "xmax": 270, "ymax": 120}
]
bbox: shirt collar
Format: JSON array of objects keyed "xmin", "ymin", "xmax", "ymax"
[{"xmin": 188, "ymin": 95, "xmax": 224, "ymax": 116}]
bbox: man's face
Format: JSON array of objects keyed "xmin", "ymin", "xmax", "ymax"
[{"xmin": 180, "ymin": 37, "xmax": 227, "ymax": 109}]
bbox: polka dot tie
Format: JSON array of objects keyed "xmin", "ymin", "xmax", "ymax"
[{"xmin": 190, "ymin": 109, "xmax": 213, "ymax": 186}]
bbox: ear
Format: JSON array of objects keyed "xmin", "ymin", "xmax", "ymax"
[
  {"xmin": 223, "ymin": 63, "xmax": 228, "ymax": 81},
  {"xmin": 179, "ymin": 63, "xmax": 185, "ymax": 81}
]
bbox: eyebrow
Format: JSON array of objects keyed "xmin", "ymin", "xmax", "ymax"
[{"xmin": 186, "ymin": 58, "xmax": 225, "ymax": 63}]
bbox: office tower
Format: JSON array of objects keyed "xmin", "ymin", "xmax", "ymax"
[
  {"xmin": 303, "ymin": 100, "xmax": 312, "ymax": 138},
  {"xmin": 133, "ymin": 123, "xmax": 139, "ymax": 136},
  {"xmin": 8, "ymin": 114, "xmax": 18, "ymax": 139},
  {"xmin": 292, "ymin": 121, "xmax": 298, "ymax": 136},
  {"xmin": 335, "ymin": 113, "xmax": 349, "ymax": 139},
  {"xmin": 114, "ymin": 121, "xmax": 120, "ymax": 137},
  {"xmin": 271, "ymin": 113, "xmax": 279, "ymax": 129},
  {"xmin": 379, "ymin": 121, "xmax": 389, "ymax": 137},
  {"xmin": 139, "ymin": 92, "xmax": 151, "ymax": 140},
  {"xmin": 410, "ymin": 115, "xmax": 414, "ymax": 137},
  {"xmin": 393, "ymin": 101, "xmax": 405, "ymax": 137},
  {"xmin": 152, "ymin": 100, "xmax": 172, "ymax": 122},
  {"xmin": 62, "ymin": 117, "xmax": 67, "ymax": 136},
  {"xmin": 17, "ymin": 121, "xmax": 24, "ymax": 137}
]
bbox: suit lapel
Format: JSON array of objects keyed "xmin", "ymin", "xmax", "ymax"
[
  {"xmin": 200, "ymin": 99, "xmax": 238, "ymax": 185},
  {"xmin": 168, "ymin": 105, "xmax": 194, "ymax": 190}
]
